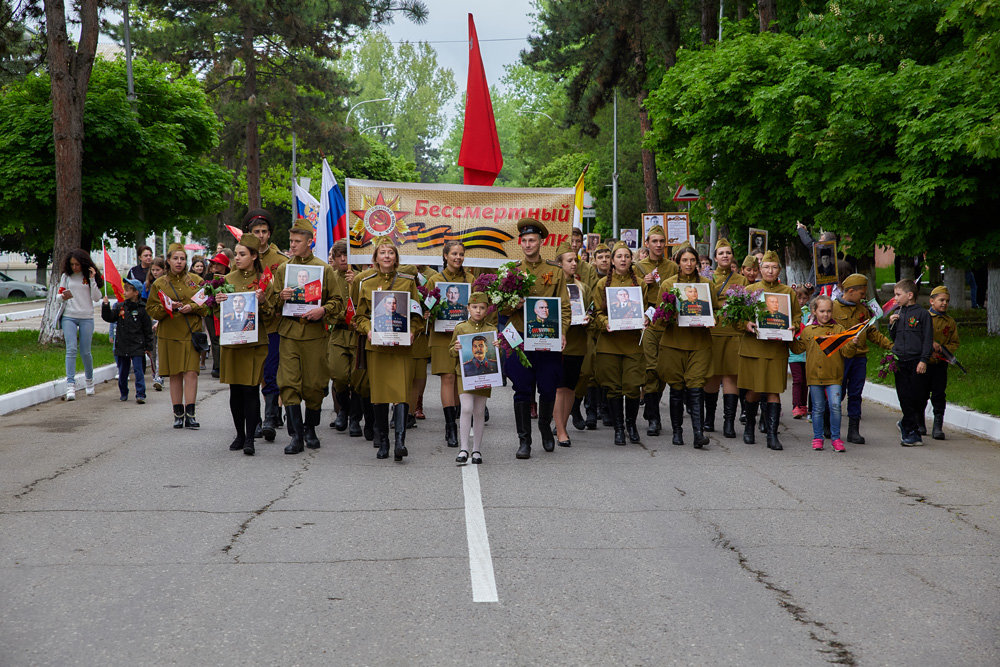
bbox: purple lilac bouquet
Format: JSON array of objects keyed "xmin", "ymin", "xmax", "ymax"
[
  {"xmin": 651, "ymin": 287, "xmax": 681, "ymax": 325},
  {"xmin": 718, "ymin": 284, "xmax": 765, "ymax": 328},
  {"xmin": 417, "ymin": 285, "xmax": 443, "ymax": 318},
  {"xmin": 202, "ymin": 276, "xmax": 234, "ymax": 307},
  {"xmin": 876, "ymin": 351, "xmax": 899, "ymax": 380},
  {"xmin": 472, "ymin": 261, "xmax": 537, "ymax": 310}
]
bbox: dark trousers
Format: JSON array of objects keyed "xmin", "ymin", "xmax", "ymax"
[
  {"xmin": 925, "ymin": 363, "xmax": 948, "ymax": 416},
  {"xmin": 841, "ymin": 356, "xmax": 868, "ymax": 419},
  {"xmin": 894, "ymin": 359, "xmax": 929, "ymax": 436},
  {"xmin": 789, "ymin": 361, "xmax": 807, "ymax": 408},
  {"xmin": 262, "ymin": 331, "xmax": 281, "ymax": 396},
  {"xmin": 206, "ymin": 316, "xmax": 220, "ymax": 372},
  {"xmin": 116, "ymin": 355, "xmax": 146, "ymax": 399},
  {"xmin": 505, "ymin": 349, "xmax": 563, "ymax": 403}
]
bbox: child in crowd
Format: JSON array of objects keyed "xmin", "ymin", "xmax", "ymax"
[
  {"xmin": 788, "ymin": 285, "xmax": 813, "ymax": 419},
  {"xmin": 101, "ymin": 279, "xmax": 154, "ymax": 403},
  {"xmin": 143, "ymin": 257, "xmax": 166, "ymax": 390},
  {"xmin": 925, "ymin": 285, "xmax": 960, "ymax": 440},
  {"xmin": 888, "ymin": 279, "xmax": 934, "ymax": 446},
  {"xmin": 797, "ymin": 295, "xmax": 861, "ymax": 452},
  {"xmin": 450, "ymin": 291, "xmax": 498, "ymax": 464}
]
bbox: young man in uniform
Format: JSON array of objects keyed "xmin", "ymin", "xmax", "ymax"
[
  {"xmin": 327, "ymin": 241, "xmax": 355, "ymax": 432},
  {"xmin": 503, "ymin": 218, "xmax": 571, "ymax": 459},
  {"xmin": 265, "ymin": 219, "xmax": 345, "ymax": 454},
  {"xmin": 243, "ymin": 209, "xmax": 288, "ymax": 441},
  {"xmin": 634, "ymin": 225, "xmax": 679, "ymax": 436}
]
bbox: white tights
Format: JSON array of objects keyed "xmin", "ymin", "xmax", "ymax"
[{"xmin": 459, "ymin": 393, "xmax": 487, "ymax": 453}]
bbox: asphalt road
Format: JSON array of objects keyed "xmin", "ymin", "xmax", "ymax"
[{"xmin": 1, "ymin": 369, "xmax": 998, "ymax": 666}]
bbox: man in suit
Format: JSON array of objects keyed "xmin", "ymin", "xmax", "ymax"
[
  {"xmin": 223, "ymin": 294, "xmax": 256, "ymax": 333},
  {"xmin": 760, "ymin": 293, "xmax": 790, "ymax": 329},
  {"xmin": 375, "ymin": 293, "xmax": 408, "ymax": 333},
  {"xmin": 462, "ymin": 335, "xmax": 498, "ymax": 376},
  {"xmin": 679, "ymin": 284, "xmax": 710, "ymax": 317}
]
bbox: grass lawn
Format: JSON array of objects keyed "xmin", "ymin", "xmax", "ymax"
[
  {"xmin": 866, "ymin": 323, "xmax": 1000, "ymax": 417},
  {"xmin": 874, "ymin": 266, "xmax": 895, "ymax": 288},
  {"xmin": 0, "ymin": 296, "xmax": 43, "ymax": 305},
  {"xmin": 0, "ymin": 329, "xmax": 115, "ymax": 394}
]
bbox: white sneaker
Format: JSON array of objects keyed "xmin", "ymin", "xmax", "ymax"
[
  {"xmin": 66, "ymin": 386, "xmax": 76, "ymax": 401},
  {"xmin": 153, "ymin": 376, "xmax": 163, "ymax": 391},
  {"xmin": 85, "ymin": 380, "xmax": 95, "ymax": 396}
]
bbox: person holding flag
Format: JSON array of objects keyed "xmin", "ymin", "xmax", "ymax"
[
  {"xmin": 100, "ymin": 278, "xmax": 153, "ymax": 404},
  {"xmin": 57, "ymin": 249, "xmax": 105, "ymax": 400},
  {"xmin": 146, "ymin": 244, "xmax": 208, "ymax": 428},
  {"xmin": 326, "ymin": 240, "xmax": 356, "ymax": 433}
]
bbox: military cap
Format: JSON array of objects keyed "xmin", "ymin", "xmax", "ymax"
[
  {"xmin": 290, "ymin": 218, "xmax": 315, "ymax": 236},
  {"xmin": 930, "ymin": 285, "xmax": 949, "ymax": 297},
  {"xmin": 842, "ymin": 273, "xmax": 869, "ymax": 290},
  {"xmin": 516, "ymin": 218, "xmax": 549, "ymax": 239}
]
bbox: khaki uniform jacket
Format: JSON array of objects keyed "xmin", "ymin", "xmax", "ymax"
[
  {"xmin": 576, "ymin": 260, "xmax": 600, "ymax": 294},
  {"xmin": 594, "ymin": 272, "xmax": 643, "ymax": 354},
  {"xmin": 798, "ymin": 322, "xmax": 858, "ymax": 385},
  {"xmin": 264, "ymin": 254, "xmax": 345, "ymax": 341},
  {"xmin": 327, "ymin": 267, "xmax": 355, "ymax": 349},
  {"xmin": 709, "ymin": 267, "xmax": 748, "ymax": 339},
  {"xmin": 258, "ymin": 244, "xmax": 288, "ymax": 334},
  {"xmin": 354, "ymin": 269, "xmax": 424, "ymax": 353},
  {"xmin": 832, "ymin": 298, "xmax": 892, "ymax": 358},
  {"xmin": 738, "ymin": 280, "xmax": 801, "ymax": 360},
  {"xmin": 929, "ymin": 310, "xmax": 960, "ymax": 364},
  {"xmin": 659, "ymin": 273, "xmax": 720, "ymax": 351},
  {"xmin": 221, "ymin": 269, "xmax": 272, "ymax": 349},
  {"xmin": 501, "ymin": 258, "xmax": 572, "ymax": 335},
  {"xmin": 636, "ymin": 255, "xmax": 679, "ymax": 333},
  {"xmin": 427, "ymin": 266, "xmax": 477, "ymax": 354},
  {"xmin": 146, "ymin": 271, "xmax": 207, "ymax": 339}
]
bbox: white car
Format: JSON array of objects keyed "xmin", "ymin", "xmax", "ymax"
[{"xmin": 0, "ymin": 271, "xmax": 48, "ymax": 299}]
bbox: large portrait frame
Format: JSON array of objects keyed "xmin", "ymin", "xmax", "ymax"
[
  {"xmin": 606, "ymin": 285, "xmax": 645, "ymax": 332},
  {"xmin": 458, "ymin": 331, "xmax": 503, "ymax": 391},
  {"xmin": 523, "ymin": 296, "xmax": 562, "ymax": 351},
  {"xmin": 434, "ymin": 282, "xmax": 470, "ymax": 332},
  {"xmin": 748, "ymin": 228, "xmax": 769, "ymax": 256},
  {"xmin": 676, "ymin": 282, "xmax": 715, "ymax": 328},
  {"xmin": 620, "ymin": 228, "xmax": 640, "ymax": 250},
  {"xmin": 567, "ymin": 284, "xmax": 587, "ymax": 325},
  {"xmin": 371, "ymin": 290, "xmax": 411, "ymax": 346},
  {"xmin": 282, "ymin": 264, "xmax": 324, "ymax": 317},
  {"xmin": 220, "ymin": 291, "xmax": 259, "ymax": 345},
  {"xmin": 813, "ymin": 240, "xmax": 839, "ymax": 286},
  {"xmin": 665, "ymin": 212, "xmax": 690, "ymax": 246},
  {"xmin": 756, "ymin": 291, "xmax": 793, "ymax": 341}
]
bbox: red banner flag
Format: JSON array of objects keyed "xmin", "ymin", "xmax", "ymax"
[
  {"xmin": 303, "ymin": 280, "xmax": 322, "ymax": 302},
  {"xmin": 345, "ymin": 297, "xmax": 355, "ymax": 326},
  {"xmin": 103, "ymin": 248, "xmax": 125, "ymax": 302},
  {"xmin": 225, "ymin": 224, "xmax": 244, "ymax": 241},
  {"xmin": 158, "ymin": 290, "xmax": 175, "ymax": 318},
  {"xmin": 458, "ymin": 13, "xmax": 503, "ymax": 186}
]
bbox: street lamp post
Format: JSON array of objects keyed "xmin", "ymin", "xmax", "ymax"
[
  {"xmin": 347, "ymin": 97, "xmax": 391, "ymax": 127},
  {"xmin": 361, "ymin": 123, "xmax": 395, "ymax": 134}
]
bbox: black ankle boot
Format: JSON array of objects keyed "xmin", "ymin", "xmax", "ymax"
[
  {"xmin": 609, "ymin": 396, "xmax": 626, "ymax": 446},
  {"xmin": 571, "ymin": 397, "xmax": 586, "ymax": 431},
  {"xmin": 625, "ymin": 397, "xmax": 641, "ymax": 443},
  {"xmin": 229, "ymin": 435, "xmax": 244, "ymax": 450},
  {"xmin": 765, "ymin": 402, "xmax": 783, "ymax": 450},
  {"xmin": 585, "ymin": 387, "xmax": 599, "ymax": 429},
  {"xmin": 303, "ymin": 408, "xmax": 322, "ymax": 449},
  {"xmin": 847, "ymin": 416, "xmax": 866, "ymax": 444},
  {"xmin": 687, "ymin": 388, "xmax": 709, "ymax": 448},
  {"xmin": 514, "ymin": 401, "xmax": 532, "ymax": 459},
  {"xmin": 669, "ymin": 388, "xmax": 685, "ymax": 446},
  {"xmin": 172, "ymin": 404, "xmax": 184, "ymax": 429},
  {"xmin": 722, "ymin": 394, "xmax": 739, "ymax": 438},
  {"xmin": 703, "ymin": 390, "xmax": 718, "ymax": 433},
  {"xmin": 538, "ymin": 400, "xmax": 556, "ymax": 452},
  {"xmin": 284, "ymin": 405, "xmax": 304, "ymax": 454},
  {"xmin": 348, "ymin": 392, "xmax": 363, "ymax": 437},
  {"xmin": 363, "ymin": 398, "xmax": 375, "ymax": 442},
  {"xmin": 393, "ymin": 403, "xmax": 409, "ymax": 461},
  {"xmin": 743, "ymin": 401, "xmax": 759, "ymax": 444},
  {"xmin": 261, "ymin": 393, "xmax": 278, "ymax": 441},
  {"xmin": 932, "ymin": 413, "xmax": 946, "ymax": 440},
  {"xmin": 443, "ymin": 405, "xmax": 459, "ymax": 447},
  {"xmin": 243, "ymin": 434, "xmax": 255, "ymax": 456},
  {"xmin": 184, "ymin": 403, "xmax": 199, "ymax": 429},
  {"xmin": 374, "ymin": 403, "xmax": 390, "ymax": 459},
  {"xmin": 332, "ymin": 391, "xmax": 350, "ymax": 431},
  {"xmin": 645, "ymin": 391, "xmax": 662, "ymax": 436}
]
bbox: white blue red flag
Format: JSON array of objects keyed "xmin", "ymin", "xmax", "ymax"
[
  {"xmin": 293, "ymin": 181, "xmax": 321, "ymax": 249},
  {"xmin": 318, "ymin": 158, "xmax": 348, "ymax": 262}
]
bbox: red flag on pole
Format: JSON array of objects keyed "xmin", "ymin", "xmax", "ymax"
[
  {"xmin": 158, "ymin": 290, "xmax": 175, "ymax": 318},
  {"xmin": 458, "ymin": 13, "xmax": 503, "ymax": 186},
  {"xmin": 225, "ymin": 224, "xmax": 244, "ymax": 241},
  {"xmin": 103, "ymin": 246, "xmax": 125, "ymax": 302}
]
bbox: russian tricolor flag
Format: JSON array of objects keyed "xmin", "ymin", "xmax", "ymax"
[{"xmin": 317, "ymin": 158, "xmax": 348, "ymax": 262}]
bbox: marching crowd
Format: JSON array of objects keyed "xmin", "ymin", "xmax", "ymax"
[{"xmin": 57, "ymin": 211, "xmax": 960, "ymax": 462}]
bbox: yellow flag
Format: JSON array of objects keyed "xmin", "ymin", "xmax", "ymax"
[{"xmin": 572, "ymin": 170, "xmax": 586, "ymax": 230}]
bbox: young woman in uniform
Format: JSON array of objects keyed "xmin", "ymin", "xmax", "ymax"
[{"xmin": 552, "ymin": 241, "xmax": 590, "ymax": 448}]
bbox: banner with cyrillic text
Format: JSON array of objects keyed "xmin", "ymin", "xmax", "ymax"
[{"xmin": 345, "ymin": 179, "xmax": 575, "ymax": 268}]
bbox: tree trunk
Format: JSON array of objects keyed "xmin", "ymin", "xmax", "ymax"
[
  {"xmin": 39, "ymin": 0, "xmax": 99, "ymax": 345},
  {"xmin": 943, "ymin": 266, "xmax": 966, "ymax": 309},
  {"xmin": 988, "ymin": 261, "xmax": 999, "ymax": 336},
  {"xmin": 737, "ymin": 1, "xmax": 748, "ymax": 20},
  {"xmin": 899, "ymin": 260, "xmax": 915, "ymax": 282},
  {"xmin": 243, "ymin": 25, "xmax": 261, "ymax": 210},
  {"xmin": 855, "ymin": 251, "xmax": 877, "ymax": 301},
  {"xmin": 701, "ymin": 0, "xmax": 719, "ymax": 44},
  {"xmin": 35, "ymin": 253, "xmax": 50, "ymax": 287},
  {"xmin": 758, "ymin": 0, "xmax": 778, "ymax": 32},
  {"xmin": 636, "ymin": 90, "xmax": 661, "ymax": 212},
  {"xmin": 783, "ymin": 241, "xmax": 811, "ymax": 287}
]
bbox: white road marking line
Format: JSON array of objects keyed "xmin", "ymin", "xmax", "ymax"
[{"xmin": 462, "ymin": 464, "xmax": 498, "ymax": 602}]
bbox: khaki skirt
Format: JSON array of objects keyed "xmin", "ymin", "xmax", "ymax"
[
  {"xmin": 431, "ymin": 345, "xmax": 457, "ymax": 375},
  {"xmin": 158, "ymin": 337, "xmax": 200, "ymax": 375},
  {"xmin": 710, "ymin": 334, "xmax": 741, "ymax": 376},
  {"xmin": 219, "ymin": 344, "xmax": 267, "ymax": 386},
  {"xmin": 737, "ymin": 354, "xmax": 789, "ymax": 394},
  {"xmin": 368, "ymin": 350, "xmax": 416, "ymax": 404}
]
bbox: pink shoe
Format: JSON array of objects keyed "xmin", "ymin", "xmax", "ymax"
[
  {"xmin": 793, "ymin": 406, "xmax": 807, "ymax": 419},
  {"xmin": 832, "ymin": 439, "xmax": 846, "ymax": 453},
  {"xmin": 812, "ymin": 438, "xmax": 824, "ymax": 450}
]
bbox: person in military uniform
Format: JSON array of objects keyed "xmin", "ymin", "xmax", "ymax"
[
  {"xmin": 737, "ymin": 250, "xmax": 801, "ymax": 450},
  {"xmin": 462, "ymin": 335, "xmax": 498, "ymax": 376},
  {"xmin": 146, "ymin": 243, "xmax": 208, "ymax": 429},
  {"xmin": 582, "ymin": 242, "xmax": 612, "ymax": 429},
  {"xmin": 349, "ymin": 261, "xmax": 377, "ymax": 441},
  {"xmin": 679, "ymin": 284, "xmax": 710, "ymax": 317},
  {"xmin": 502, "ymin": 218, "xmax": 571, "ymax": 460},
  {"xmin": 703, "ymin": 238, "xmax": 749, "ymax": 438},
  {"xmin": 353, "ymin": 236, "xmax": 424, "ymax": 461},
  {"xmin": 222, "ymin": 293, "xmax": 256, "ymax": 333},
  {"xmin": 593, "ymin": 242, "xmax": 645, "ymax": 446},
  {"xmin": 760, "ymin": 293, "xmax": 791, "ymax": 329},
  {"xmin": 243, "ymin": 209, "xmax": 288, "ymax": 442},
  {"xmin": 326, "ymin": 241, "xmax": 356, "ymax": 432},
  {"xmin": 264, "ymin": 219, "xmax": 345, "ymax": 455},
  {"xmin": 741, "ymin": 254, "xmax": 759, "ymax": 283},
  {"xmin": 215, "ymin": 234, "xmax": 272, "ymax": 456},
  {"xmin": 925, "ymin": 285, "xmax": 960, "ymax": 440},
  {"xmin": 551, "ymin": 240, "xmax": 591, "ymax": 447},
  {"xmin": 658, "ymin": 245, "xmax": 721, "ymax": 449},
  {"xmin": 634, "ymin": 225, "xmax": 679, "ymax": 436}
]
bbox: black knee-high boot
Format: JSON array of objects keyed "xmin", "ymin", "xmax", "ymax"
[
  {"xmin": 686, "ymin": 388, "xmax": 709, "ymax": 448},
  {"xmin": 243, "ymin": 386, "xmax": 260, "ymax": 455},
  {"xmin": 393, "ymin": 402, "xmax": 409, "ymax": 461},
  {"xmin": 514, "ymin": 401, "xmax": 532, "ymax": 459},
  {"xmin": 703, "ymin": 390, "xmax": 718, "ymax": 433},
  {"xmin": 765, "ymin": 402, "xmax": 783, "ymax": 450},
  {"xmin": 722, "ymin": 394, "xmax": 739, "ymax": 438},
  {"xmin": 743, "ymin": 401, "xmax": 759, "ymax": 444},
  {"xmin": 348, "ymin": 391, "xmax": 363, "ymax": 437},
  {"xmin": 625, "ymin": 397, "xmax": 641, "ymax": 443},
  {"xmin": 373, "ymin": 403, "xmax": 390, "ymax": 458},
  {"xmin": 284, "ymin": 404, "xmax": 304, "ymax": 455},
  {"xmin": 669, "ymin": 388, "xmax": 685, "ymax": 446}
]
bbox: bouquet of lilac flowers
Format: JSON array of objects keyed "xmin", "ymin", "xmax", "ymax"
[
  {"xmin": 202, "ymin": 276, "xmax": 234, "ymax": 308},
  {"xmin": 472, "ymin": 261, "xmax": 537, "ymax": 311},
  {"xmin": 416, "ymin": 284, "xmax": 443, "ymax": 319},
  {"xmin": 651, "ymin": 287, "xmax": 681, "ymax": 325},
  {"xmin": 876, "ymin": 351, "xmax": 899, "ymax": 380},
  {"xmin": 718, "ymin": 284, "xmax": 765, "ymax": 327}
]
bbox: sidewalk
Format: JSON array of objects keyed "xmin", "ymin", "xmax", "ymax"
[{"xmin": 862, "ymin": 381, "xmax": 1000, "ymax": 442}]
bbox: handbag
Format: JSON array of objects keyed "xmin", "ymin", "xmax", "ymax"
[
  {"xmin": 169, "ymin": 280, "xmax": 211, "ymax": 353},
  {"xmin": 53, "ymin": 276, "xmax": 66, "ymax": 329}
]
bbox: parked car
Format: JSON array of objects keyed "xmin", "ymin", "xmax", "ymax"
[{"xmin": 0, "ymin": 271, "xmax": 48, "ymax": 299}]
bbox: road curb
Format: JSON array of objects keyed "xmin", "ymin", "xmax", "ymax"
[
  {"xmin": 0, "ymin": 363, "xmax": 118, "ymax": 416},
  {"xmin": 862, "ymin": 381, "xmax": 1000, "ymax": 442},
  {"xmin": 0, "ymin": 308, "xmax": 45, "ymax": 323}
]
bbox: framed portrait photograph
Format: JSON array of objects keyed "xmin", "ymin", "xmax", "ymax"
[
  {"xmin": 696, "ymin": 242, "xmax": 710, "ymax": 259},
  {"xmin": 458, "ymin": 331, "xmax": 503, "ymax": 391},
  {"xmin": 371, "ymin": 290, "xmax": 411, "ymax": 346},
  {"xmin": 620, "ymin": 228, "xmax": 640, "ymax": 250},
  {"xmin": 676, "ymin": 282, "xmax": 716, "ymax": 328},
  {"xmin": 219, "ymin": 291, "xmax": 259, "ymax": 345},
  {"xmin": 586, "ymin": 233, "xmax": 600, "ymax": 252},
  {"xmin": 567, "ymin": 284, "xmax": 586, "ymax": 325},
  {"xmin": 282, "ymin": 264, "xmax": 324, "ymax": 317},
  {"xmin": 434, "ymin": 282, "xmax": 470, "ymax": 332},
  {"xmin": 813, "ymin": 240, "xmax": 839, "ymax": 286},
  {"xmin": 641, "ymin": 213, "xmax": 664, "ymax": 239},
  {"xmin": 523, "ymin": 296, "xmax": 562, "ymax": 351},
  {"xmin": 748, "ymin": 228, "xmax": 769, "ymax": 256},
  {"xmin": 665, "ymin": 213, "xmax": 690, "ymax": 246},
  {"xmin": 606, "ymin": 285, "xmax": 645, "ymax": 331},
  {"xmin": 756, "ymin": 291, "xmax": 793, "ymax": 341}
]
